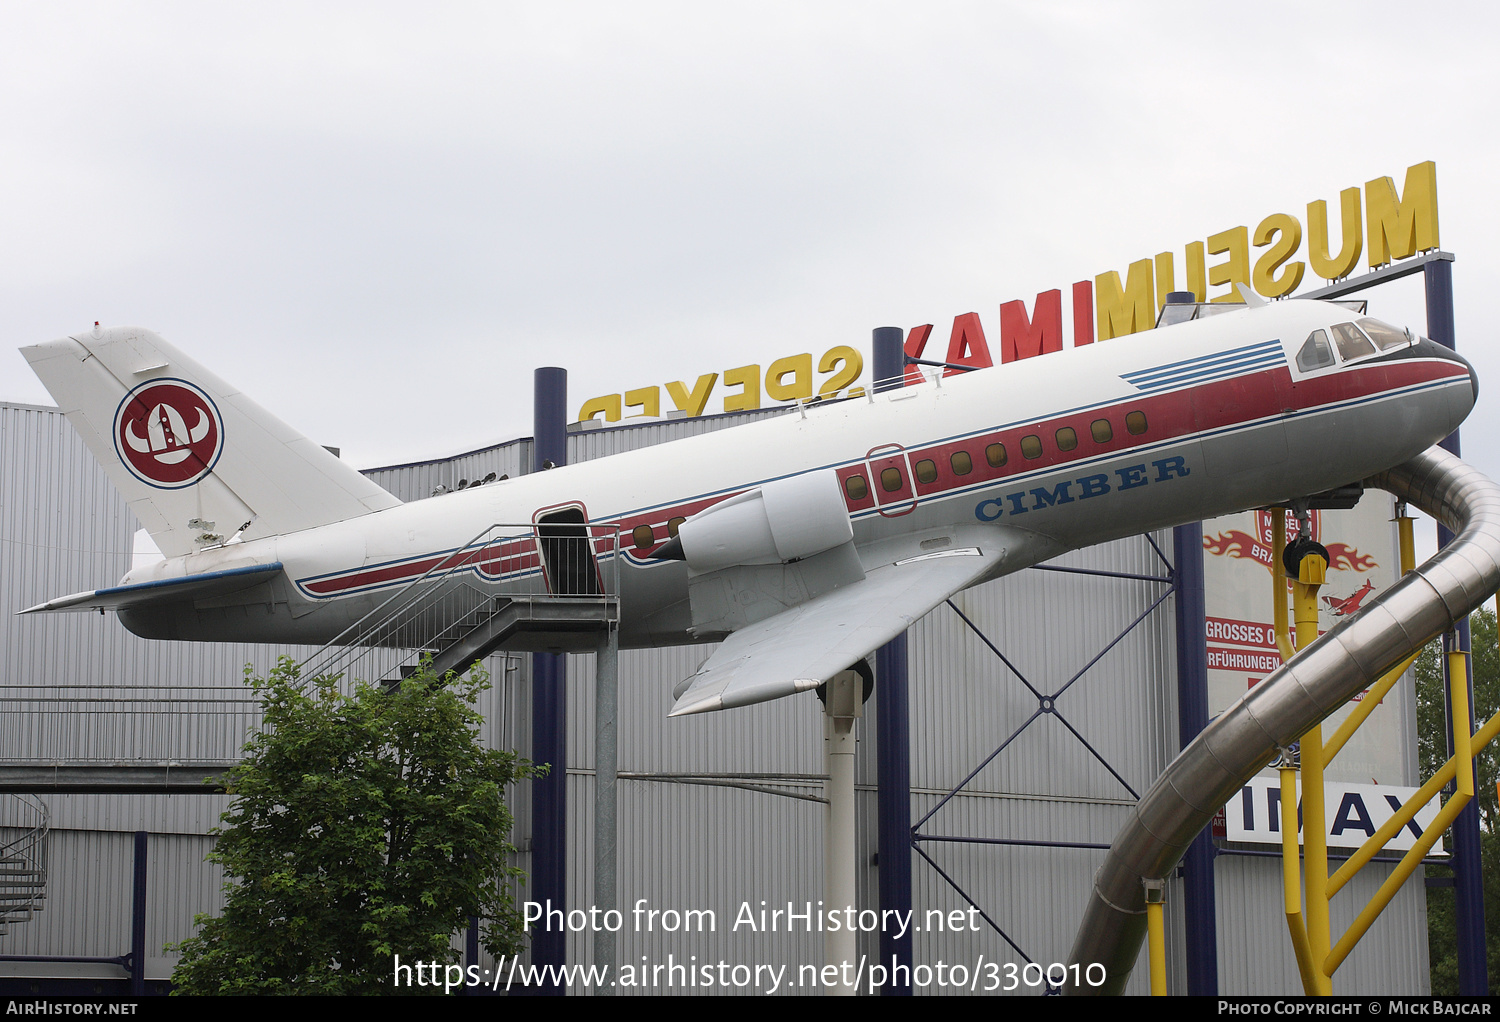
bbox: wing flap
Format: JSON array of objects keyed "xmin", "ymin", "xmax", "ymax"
[
  {"xmin": 668, "ymin": 544, "xmax": 1004, "ymax": 716},
  {"xmin": 19, "ymin": 563, "xmax": 284, "ymax": 614}
]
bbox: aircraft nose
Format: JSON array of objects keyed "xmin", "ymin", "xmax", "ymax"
[{"xmin": 1412, "ymin": 336, "xmax": 1478, "ymax": 418}]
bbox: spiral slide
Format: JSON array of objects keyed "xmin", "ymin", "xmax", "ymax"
[{"xmin": 1066, "ymin": 446, "xmax": 1500, "ymax": 994}]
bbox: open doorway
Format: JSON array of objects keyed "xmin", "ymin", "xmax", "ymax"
[{"xmin": 535, "ymin": 506, "xmax": 602, "ymax": 596}]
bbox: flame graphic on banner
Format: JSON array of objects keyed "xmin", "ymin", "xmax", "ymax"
[
  {"xmin": 1324, "ymin": 544, "xmax": 1378, "ymax": 572},
  {"xmin": 1203, "ymin": 530, "xmax": 1275, "ymax": 569},
  {"xmin": 1202, "ymin": 533, "xmax": 1378, "ymax": 575}
]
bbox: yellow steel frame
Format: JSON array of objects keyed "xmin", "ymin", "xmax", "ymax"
[
  {"xmin": 1265, "ymin": 509, "xmax": 1493, "ymax": 994},
  {"xmin": 1141, "ymin": 508, "xmax": 1493, "ymax": 995},
  {"xmin": 1143, "ymin": 878, "xmax": 1167, "ymax": 996}
]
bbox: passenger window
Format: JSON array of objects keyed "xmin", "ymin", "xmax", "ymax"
[
  {"xmin": 915, "ymin": 459, "xmax": 937, "ymax": 484},
  {"xmin": 1331, "ymin": 322, "xmax": 1376, "ymax": 361},
  {"xmin": 985, "ymin": 443, "xmax": 1006, "ymax": 468},
  {"xmin": 1297, "ymin": 330, "xmax": 1336, "ymax": 371},
  {"xmin": 1358, "ymin": 317, "xmax": 1410, "ymax": 351},
  {"xmin": 1091, "ymin": 418, "xmax": 1113, "ymax": 443},
  {"xmin": 844, "ymin": 475, "xmax": 869, "ymax": 501},
  {"xmin": 668, "ymin": 516, "xmax": 686, "ymax": 537},
  {"xmin": 1125, "ymin": 411, "xmax": 1148, "ymax": 435},
  {"xmin": 632, "ymin": 524, "xmax": 654, "ymax": 550},
  {"xmin": 1055, "ymin": 427, "xmax": 1078, "ymax": 452},
  {"xmin": 880, "ymin": 467, "xmax": 903, "ymax": 492},
  {"xmin": 1020, "ymin": 435, "xmax": 1043, "ymax": 460},
  {"xmin": 951, "ymin": 451, "xmax": 973, "ymax": 475}
]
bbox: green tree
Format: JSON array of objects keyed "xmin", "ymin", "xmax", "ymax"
[
  {"xmin": 171, "ymin": 657, "xmax": 538, "ymax": 995},
  {"xmin": 1416, "ymin": 608, "xmax": 1499, "ymax": 994}
]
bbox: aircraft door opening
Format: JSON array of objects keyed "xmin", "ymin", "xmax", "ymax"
[
  {"xmin": 534, "ymin": 505, "xmax": 603, "ymax": 596},
  {"xmin": 865, "ymin": 444, "xmax": 917, "ymax": 517}
]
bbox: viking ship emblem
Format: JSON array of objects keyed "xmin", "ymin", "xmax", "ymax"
[
  {"xmin": 113, "ymin": 380, "xmax": 223, "ymax": 488},
  {"xmin": 124, "ymin": 402, "xmax": 212, "ymax": 464}
]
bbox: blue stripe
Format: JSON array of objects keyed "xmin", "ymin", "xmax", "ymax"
[
  {"xmin": 301, "ymin": 367, "xmax": 1465, "ymax": 594},
  {"xmin": 1125, "ymin": 346, "xmax": 1283, "ymax": 385},
  {"xmin": 843, "ymin": 374, "xmax": 1464, "ymax": 523},
  {"xmin": 1122, "ymin": 340, "xmax": 1284, "ymax": 392},
  {"xmin": 1123, "ymin": 339, "xmax": 1282, "ymax": 380},
  {"xmin": 1122, "ymin": 339, "xmax": 1284, "ymax": 378},
  {"xmin": 1127, "ymin": 355, "xmax": 1286, "ymax": 392},
  {"xmin": 95, "ymin": 562, "xmax": 282, "ymax": 597}
]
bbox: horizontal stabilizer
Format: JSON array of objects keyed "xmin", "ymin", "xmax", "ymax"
[
  {"xmin": 669, "ymin": 542, "xmax": 1007, "ymax": 716},
  {"xmin": 19, "ymin": 563, "xmax": 283, "ymax": 615}
]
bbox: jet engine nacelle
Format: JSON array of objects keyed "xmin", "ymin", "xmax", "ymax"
[{"xmin": 676, "ymin": 468, "xmax": 854, "ymax": 574}]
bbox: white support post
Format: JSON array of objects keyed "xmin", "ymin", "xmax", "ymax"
[
  {"xmin": 823, "ymin": 669, "xmax": 862, "ymax": 996},
  {"xmin": 594, "ymin": 624, "xmax": 618, "ymax": 995}
]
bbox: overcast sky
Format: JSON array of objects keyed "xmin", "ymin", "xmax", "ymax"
[{"xmin": 3, "ymin": 1, "xmax": 1498, "ymax": 494}]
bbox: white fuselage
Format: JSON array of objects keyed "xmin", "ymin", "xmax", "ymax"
[{"xmin": 114, "ymin": 299, "xmax": 1475, "ymax": 651}]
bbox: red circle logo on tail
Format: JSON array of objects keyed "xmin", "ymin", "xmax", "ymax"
[{"xmin": 113, "ymin": 380, "xmax": 224, "ymax": 488}]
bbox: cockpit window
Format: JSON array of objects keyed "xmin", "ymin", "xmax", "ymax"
[
  {"xmin": 1358, "ymin": 317, "xmax": 1411, "ymax": 351},
  {"xmin": 1331, "ymin": 322, "xmax": 1376, "ymax": 362},
  {"xmin": 1296, "ymin": 330, "xmax": 1335, "ymax": 372}
]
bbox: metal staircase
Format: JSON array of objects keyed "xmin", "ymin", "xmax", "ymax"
[
  {"xmin": 0, "ymin": 795, "xmax": 48, "ymax": 934},
  {"xmin": 300, "ymin": 519, "xmax": 621, "ymax": 686}
]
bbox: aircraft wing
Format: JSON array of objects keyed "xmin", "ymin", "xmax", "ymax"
[
  {"xmin": 19, "ymin": 563, "xmax": 283, "ymax": 614},
  {"xmin": 669, "ymin": 539, "xmax": 1011, "ymax": 716}
]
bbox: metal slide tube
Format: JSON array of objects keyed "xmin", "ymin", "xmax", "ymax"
[
  {"xmin": 1321, "ymin": 511, "xmax": 1421, "ymax": 760},
  {"xmin": 1323, "ymin": 649, "xmax": 1419, "ymax": 761},
  {"xmin": 1065, "ymin": 447, "xmax": 1500, "ymax": 995}
]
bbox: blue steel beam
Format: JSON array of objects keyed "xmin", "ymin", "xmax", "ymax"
[
  {"xmin": 1425, "ymin": 258, "xmax": 1487, "ymax": 997},
  {"xmin": 1047, "ymin": 708, "xmax": 1140, "ymax": 800},
  {"xmin": 910, "ymin": 544, "xmax": 1175, "ymax": 986},
  {"xmin": 873, "ymin": 327, "xmax": 915, "ymax": 995},
  {"xmin": 876, "ymin": 634, "xmax": 913, "ymax": 995},
  {"xmin": 130, "ymin": 831, "xmax": 146, "ymax": 997},
  {"xmin": 1050, "ymin": 587, "xmax": 1173, "ymax": 702},
  {"xmin": 911, "ymin": 843, "xmax": 1036, "ymax": 967},
  {"xmin": 919, "ymin": 565, "xmax": 1172, "ymax": 826},
  {"xmin": 1174, "ymin": 522, "xmax": 1219, "ymax": 996},
  {"xmin": 916, "ymin": 835, "xmax": 1112, "ymax": 851},
  {"xmin": 530, "ymin": 367, "xmax": 569, "ymax": 995},
  {"xmin": 1030, "ymin": 564, "xmax": 1172, "ymax": 584},
  {"xmin": 913, "ymin": 705, "xmax": 1047, "ymax": 831}
]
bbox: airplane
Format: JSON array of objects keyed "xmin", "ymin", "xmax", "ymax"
[
  {"xmin": 1323, "ymin": 578, "xmax": 1377, "ymax": 616},
  {"xmin": 18, "ymin": 294, "xmax": 1477, "ymax": 717}
]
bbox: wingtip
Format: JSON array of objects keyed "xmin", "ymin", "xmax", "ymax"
[
  {"xmin": 667, "ymin": 690, "xmax": 723, "ymax": 717},
  {"xmin": 670, "ymin": 676, "xmax": 820, "ymax": 716},
  {"xmin": 17, "ymin": 589, "xmax": 97, "ymax": 615}
]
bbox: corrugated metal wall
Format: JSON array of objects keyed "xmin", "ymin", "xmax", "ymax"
[
  {"xmin": 0, "ymin": 402, "xmax": 532, "ymax": 981},
  {"xmin": 368, "ymin": 440, "xmax": 532, "ymax": 503},
  {"xmin": 899, "ymin": 535, "xmax": 1178, "ymax": 995},
  {"xmin": 0, "ymin": 400, "xmax": 1432, "ymax": 995},
  {"xmin": 1, "ymin": 403, "xmax": 299, "ymax": 764}
]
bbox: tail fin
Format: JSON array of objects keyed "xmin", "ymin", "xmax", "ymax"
[{"xmin": 21, "ymin": 326, "xmax": 401, "ymax": 558}]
